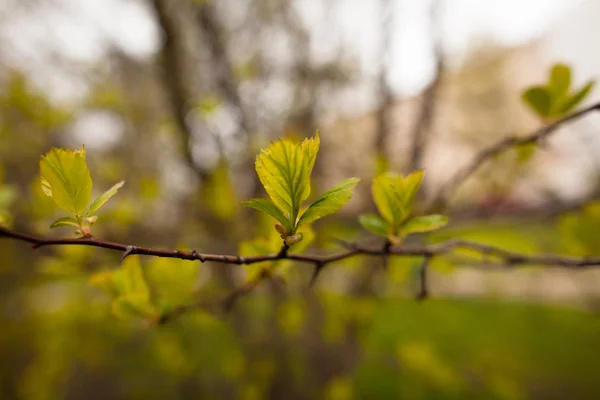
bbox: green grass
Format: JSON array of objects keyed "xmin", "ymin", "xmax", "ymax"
[{"xmin": 355, "ymin": 298, "xmax": 600, "ymax": 399}]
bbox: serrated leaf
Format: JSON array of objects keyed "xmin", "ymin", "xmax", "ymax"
[
  {"xmin": 50, "ymin": 216, "xmax": 80, "ymax": 229},
  {"xmin": 548, "ymin": 64, "xmax": 571, "ymax": 97},
  {"xmin": 39, "ymin": 146, "xmax": 92, "ymax": 216},
  {"xmin": 372, "ymin": 173, "xmax": 406, "ymax": 228},
  {"xmin": 359, "ymin": 213, "xmax": 389, "ymax": 237},
  {"xmin": 521, "ymin": 86, "xmax": 552, "ymax": 117},
  {"xmin": 560, "ymin": 81, "xmax": 595, "ymax": 115},
  {"xmin": 86, "ymin": 180, "xmax": 124, "ymax": 215},
  {"xmin": 400, "ymin": 215, "xmax": 448, "ymax": 237},
  {"xmin": 242, "ymin": 198, "xmax": 293, "ymax": 234},
  {"xmin": 297, "ymin": 177, "xmax": 360, "ymax": 226},
  {"xmin": 252, "ymin": 133, "xmax": 320, "ymax": 228}
]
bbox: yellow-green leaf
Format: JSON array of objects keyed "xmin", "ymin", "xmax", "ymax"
[
  {"xmin": 359, "ymin": 213, "xmax": 389, "ymax": 237},
  {"xmin": 560, "ymin": 81, "xmax": 595, "ymax": 114},
  {"xmin": 50, "ymin": 216, "xmax": 80, "ymax": 229},
  {"xmin": 89, "ymin": 270, "xmax": 120, "ymax": 297},
  {"xmin": 40, "ymin": 146, "xmax": 92, "ymax": 216},
  {"xmin": 372, "ymin": 172, "xmax": 406, "ymax": 228},
  {"xmin": 86, "ymin": 180, "xmax": 124, "ymax": 215},
  {"xmin": 398, "ymin": 170, "xmax": 424, "ymax": 214},
  {"xmin": 241, "ymin": 198, "xmax": 293, "ymax": 234},
  {"xmin": 521, "ymin": 86, "xmax": 551, "ymax": 117},
  {"xmin": 111, "ymin": 294, "xmax": 156, "ymax": 319},
  {"xmin": 253, "ymin": 134, "xmax": 320, "ymax": 225},
  {"xmin": 297, "ymin": 177, "xmax": 360, "ymax": 226},
  {"xmin": 146, "ymin": 258, "xmax": 198, "ymax": 309},
  {"xmin": 548, "ymin": 64, "xmax": 571, "ymax": 98},
  {"xmin": 400, "ymin": 215, "xmax": 448, "ymax": 237}
]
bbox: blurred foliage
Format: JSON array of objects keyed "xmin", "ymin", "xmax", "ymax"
[
  {"xmin": 521, "ymin": 63, "xmax": 595, "ymax": 120},
  {"xmin": 0, "ymin": 1, "xmax": 599, "ymax": 395}
]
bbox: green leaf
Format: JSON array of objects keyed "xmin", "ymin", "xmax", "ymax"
[
  {"xmin": 252, "ymin": 133, "xmax": 320, "ymax": 228},
  {"xmin": 372, "ymin": 173, "xmax": 406, "ymax": 228},
  {"xmin": 515, "ymin": 142, "xmax": 537, "ymax": 164},
  {"xmin": 297, "ymin": 177, "xmax": 360, "ymax": 226},
  {"xmin": 50, "ymin": 216, "xmax": 80, "ymax": 229},
  {"xmin": 40, "ymin": 146, "xmax": 92, "ymax": 216},
  {"xmin": 560, "ymin": 81, "xmax": 595, "ymax": 114},
  {"xmin": 521, "ymin": 87, "xmax": 552, "ymax": 117},
  {"xmin": 359, "ymin": 213, "xmax": 389, "ymax": 237},
  {"xmin": 146, "ymin": 258, "xmax": 198, "ymax": 310},
  {"xmin": 400, "ymin": 215, "xmax": 449, "ymax": 237},
  {"xmin": 111, "ymin": 294, "xmax": 156, "ymax": 319},
  {"xmin": 89, "ymin": 257, "xmax": 155, "ymax": 319},
  {"xmin": 89, "ymin": 270, "xmax": 120, "ymax": 297},
  {"xmin": 86, "ymin": 180, "xmax": 124, "ymax": 215},
  {"xmin": 548, "ymin": 64, "xmax": 571, "ymax": 97},
  {"xmin": 241, "ymin": 198, "xmax": 293, "ymax": 234},
  {"xmin": 398, "ymin": 170, "xmax": 424, "ymax": 214}
]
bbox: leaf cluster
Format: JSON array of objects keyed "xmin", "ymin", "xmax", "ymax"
[
  {"xmin": 522, "ymin": 64, "xmax": 595, "ymax": 120},
  {"xmin": 359, "ymin": 171, "xmax": 447, "ymax": 245},
  {"xmin": 39, "ymin": 146, "xmax": 124, "ymax": 236}
]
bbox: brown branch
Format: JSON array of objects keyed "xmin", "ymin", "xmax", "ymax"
[
  {"xmin": 3, "ymin": 225, "xmax": 600, "ymax": 322},
  {"xmin": 430, "ymin": 102, "xmax": 600, "ymax": 210},
  {"xmin": 2, "ymin": 226, "xmax": 599, "ymax": 268},
  {"xmin": 408, "ymin": 0, "xmax": 443, "ymax": 173}
]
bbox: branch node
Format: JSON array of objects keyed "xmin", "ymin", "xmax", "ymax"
[{"xmin": 277, "ymin": 243, "xmax": 289, "ymax": 258}]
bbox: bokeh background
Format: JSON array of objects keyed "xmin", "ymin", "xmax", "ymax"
[{"xmin": 1, "ymin": 0, "xmax": 600, "ymax": 399}]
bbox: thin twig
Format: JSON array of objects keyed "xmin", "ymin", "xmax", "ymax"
[
  {"xmin": 430, "ymin": 102, "xmax": 600, "ymax": 210},
  {"xmin": 2, "ymin": 226, "xmax": 599, "ymax": 268},
  {"xmin": 3, "ymin": 226, "xmax": 600, "ymax": 323}
]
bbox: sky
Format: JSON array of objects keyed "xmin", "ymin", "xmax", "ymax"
[{"xmin": 1, "ymin": 0, "xmax": 594, "ymax": 103}]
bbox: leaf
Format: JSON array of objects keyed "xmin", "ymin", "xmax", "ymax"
[
  {"xmin": 548, "ymin": 64, "xmax": 571, "ymax": 97},
  {"xmin": 297, "ymin": 177, "xmax": 360, "ymax": 226},
  {"xmin": 521, "ymin": 86, "xmax": 552, "ymax": 117},
  {"xmin": 39, "ymin": 146, "xmax": 92, "ymax": 216},
  {"xmin": 146, "ymin": 258, "xmax": 198, "ymax": 309},
  {"xmin": 241, "ymin": 198, "xmax": 293, "ymax": 234},
  {"xmin": 400, "ymin": 215, "xmax": 449, "ymax": 236},
  {"xmin": 359, "ymin": 213, "xmax": 389, "ymax": 237},
  {"xmin": 398, "ymin": 170, "xmax": 424, "ymax": 213},
  {"xmin": 372, "ymin": 173, "xmax": 406, "ymax": 228},
  {"xmin": 515, "ymin": 142, "xmax": 537, "ymax": 164},
  {"xmin": 111, "ymin": 294, "xmax": 156, "ymax": 319},
  {"xmin": 89, "ymin": 270, "xmax": 120, "ymax": 297},
  {"xmin": 560, "ymin": 81, "xmax": 595, "ymax": 114},
  {"xmin": 50, "ymin": 216, "xmax": 80, "ymax": 229},
  {"xmin": 86, "ymin": 180, "xmax": 125, "ymax": 215},
  {"xmin": 253, "ymin": 134, "xmax": 320, "ymax": 226}
]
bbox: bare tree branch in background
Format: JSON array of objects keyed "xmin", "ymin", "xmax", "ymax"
[
  {"xmin": 375, "ymin": 0, "xmax": 394, "ymax": 162},
  {"xmin": 429, "ymin": 102, "xmax": 600, "ymax": 211},
  {"xmin": 150, "ymin": 0, "xmax": 209, "ymax": 181},
  {"xmin": 194, "ymin": 1, "xmax": 252, "ymax": 141},
  {"xmin": 407, "ymin": 0, "xmax": 443, "ymax": 174}
]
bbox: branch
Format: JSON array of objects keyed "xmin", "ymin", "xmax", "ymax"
[
  {"xmin": 430, "ymin": 103, "xmax": 600, "ymax": 210},
  {"xmin": 408, "ymin": 0, "xmax": 443, "ymax": 173},
  {"xmin": 2, "ymin": 226, "xmax": 599, "ymax": 269},
  {"xmin": 3, "ymin": 225, "xmax": 600, "ymax": 322},
  {"xmin": 150, "ymin": 0, "xmax": 209, "ymax": 181}
]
